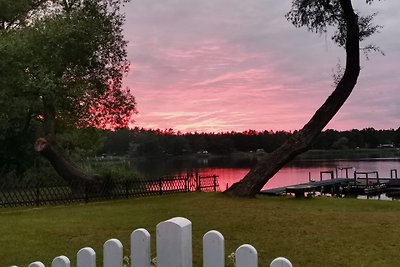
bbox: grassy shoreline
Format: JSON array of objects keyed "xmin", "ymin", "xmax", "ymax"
[{"xmin": 2, "ymin": 193, "xmax": 400, "ymax": 266}]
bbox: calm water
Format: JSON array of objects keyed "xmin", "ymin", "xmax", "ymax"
[{"xmin": 131, "ymin": 156, "xmax": 400, "ymax": 191}]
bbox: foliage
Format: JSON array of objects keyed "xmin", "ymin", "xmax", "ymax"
[
  {"xmin": 286, "ymin": 0, "xmax": 385, "ymax": 59},
  {"xmin": 286, "ymin": 0, "xmax": 381, "ymax": 49},
  {"xmin": 102, "ymin": 128, "xmax": 136, "ymax": 156},
  {"xmin": 99, "ymin": 127, "xmax": 400, "ymax": 158},
  {"xmin": 0, "ymin": 0, "xmax": 136, "ymax": 178},
  {"xmin": 0, "ymin": 155, "xmax": 60, "ymax": 186},
  {"xmin": 86, "ymin": 161, "xmax": 140, "ymax": 181},
  {"xmin": 0, "ymin": 0, "xmax": 136, "ymax": 131},
  {"xmin": 122, "ymin": 255, "xmax": 157, "ymax": 267},
  {"xmin": 0, "ymin": 118, "xmax": 38, "ymax": 177},
  {"xmin": 2, "ymin": 126, "xmax": 396, "ymax": 183},
  {"xmin": 57, "ymin": 127, "xmax": 107, "ymax": 159}
]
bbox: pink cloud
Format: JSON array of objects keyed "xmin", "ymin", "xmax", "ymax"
[
  {"xmin": 124, "ymin": 0, "xmax": 400, "ymax": 133},
  {"xmin": 127, "ymin": 42, "xmax": 338, "ymax": 132}
]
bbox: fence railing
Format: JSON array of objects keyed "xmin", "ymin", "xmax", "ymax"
[
  {"xmin": 0, "ymin": 174, "xmax": 219, "ymax": 208},
  {"xmin": 12, "ymin": 217, "xmax": 293, "ymax": 267}
]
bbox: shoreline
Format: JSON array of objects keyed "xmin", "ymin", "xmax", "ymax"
[{"xmin": 129, "ymin": 148, "xmax": 400, "ymax": 162}]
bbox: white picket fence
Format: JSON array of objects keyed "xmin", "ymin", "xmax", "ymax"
[{"xmin": 13, "ymin": 217, "xmax": 293, "ymax": 267}]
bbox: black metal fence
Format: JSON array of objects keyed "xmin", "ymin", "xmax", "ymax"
[{"xmin": 0, "ymin": 174, "xmax": 219, "ymax": 208}]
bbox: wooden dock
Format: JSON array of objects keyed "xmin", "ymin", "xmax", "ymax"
[
  {"xmin": 260, "ymin": 178, "xmax": 355, "ymax": 197},
  {"xmin": 259, "ymin": 168, "xmax": 399, "ymax": 197}
]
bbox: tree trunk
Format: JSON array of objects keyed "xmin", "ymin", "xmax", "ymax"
[
  {"xmin": 34, "ymin": 137, "xmax": 97, "ymax": 193},
  {"xmin": 225, "ymin": 0, "xmax": 360, "ymax": 197},
  {"xmin": 35, "ymin": 99, "xmax": 98, "ymax": 194}
]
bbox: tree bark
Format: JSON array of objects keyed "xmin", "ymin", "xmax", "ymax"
[
  {"xmin": 225, "ymin": 0, "xmax": 360, "ymax": 197},
  {"xmin": 34, "ymin": 137, "xmax": 97, "ymax": 193},
  {"xmin": 36, "ymin": 100, "xmax": 98, "ymax": 193}
]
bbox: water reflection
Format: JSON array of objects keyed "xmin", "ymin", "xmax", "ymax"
[{"xmin": 131, "ymin": 156, "xmax": 400, "ymax": 193}]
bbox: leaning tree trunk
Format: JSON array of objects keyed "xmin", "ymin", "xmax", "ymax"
[
  {"xmin": 225, "ymin": 0, "xmax": 360, "ymax": 197},
  {"xmin": 34, "ymin": 137, "xmax": 97, "ymax": 187},
  {"xmin": 34, "ymin": 101, "xmax": 97, "ymax": 194}
]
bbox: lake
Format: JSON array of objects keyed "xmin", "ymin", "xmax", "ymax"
[{"xmin": 130, "ymin": 156, "xmax": 400, "ymax": 191}]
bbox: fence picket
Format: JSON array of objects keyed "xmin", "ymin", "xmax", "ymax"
[
  {"xmin": 157, "ymin": 217, "xmax": 192, "ymax": 267},
  {"xmin": 51, "ymin": 256, "xmax": 70, "ymax": 267},
  {"xmin": 203, "ymin": 230, "xmax": 224, "ymax": 267},
  {"xmin": 16, "ymin": 217, "xmax": 293, "ymax": 267},
  {"xmin": 236, "ymin": 244, "xmax": 258, "ymax": 267},
  {"xmin": 270, "ymin": 257, "xmax": 293, "ymax": 267},
  {"xmin": 77, "ymin": 247, "xmax": 96, "ymax": 267},
  {"xmin": 131, "ymin": 228, "xmax": 151, "ymax": 267},
  {"xmin": 28, "ymin": 262, "xmax": 45, "ymax": 267},
  {"xmin": 104, "ymin": 239, "xmax": 123, "ymax": 267}
]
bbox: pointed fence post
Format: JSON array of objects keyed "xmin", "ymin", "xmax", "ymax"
[
  {"xmin": 159, "ymin": 178, "xmax": 163, "ymax": 195},
  {"xmin": 213, "ymin": 175, "xmax": 217, "ymax": 192},
  {"xmin": 131, "ymin": 228, "xmax": 151, "ymax": 267},
  {"xmin": 196, "ymin": 172, "xmax": 200, "ymax": 191},
  {"xmin": 77, "ymin": 247, "xmax": 96, "ymax": 267},
  {"xmin": 51, "ymin": 256, "xmax": 70, "ymax": 267},
  {"xmin": 203, "ymin": 230, "xmax": 224, "ymax": 267},
  {"xmin": 28, "ymin": 262, "xmax": 45, "ymax": 267},
  {"xmin": 104, "ymin": 239, "xmax": 123, "ymax": 267},
  {"xmin": 185, "ymin": 173, "xmax": 189, "ymax": 192},
  {"xmin": 235, "ymin": 244, "xmax": 257, "ymax": 267},
  {"xmin": 157, "ymin": 217, "xmax": 192, "ymax": 267},
  {"xmin": 270, "ymin": 257, "xmax": 293, "ymax": 267}
]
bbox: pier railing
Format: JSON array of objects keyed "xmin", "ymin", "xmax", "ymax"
[
  {"xmin": 12, "ymin": 217, "xmax": 293, "ymax": 267},
  {"xmin": 263, "ymin": 168, "xmax": 400, "ymax": 197}
]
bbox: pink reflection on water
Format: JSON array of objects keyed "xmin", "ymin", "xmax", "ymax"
[
  {"xmin": 173, "ymin": 167, "xmax": 311, "ymax": 191},
  {"xmin": 171, "ymin": 159, "xmax": 400, "ymax": 192}
]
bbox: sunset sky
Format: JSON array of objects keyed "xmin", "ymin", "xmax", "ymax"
[{"xmin": 122, "ymin": 0, "xmax": 400, "ymax": 133}]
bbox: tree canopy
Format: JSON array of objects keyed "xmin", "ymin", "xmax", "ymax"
[
  {"xmin": 0, "ymin": 0, "xmax": 136, "ymax": 178},
  {"xmin": 0, "ymin": 0, "xmax": 136, "ymax": 131},
  {"xmin": 286, "ymin": 0, "xmax": 381, "ymax": 47}
]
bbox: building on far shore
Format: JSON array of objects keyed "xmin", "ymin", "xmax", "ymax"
[{"xmin": 378, "ymin": 143, "xmax": 394, "ymax": 148}]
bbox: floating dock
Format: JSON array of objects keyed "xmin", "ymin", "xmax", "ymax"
[
  {"xmin": 260, "ymin": 168, "xmax": 399, "ymax": 197},
  {"xmin": 260, "ymin": 178, "xmax": 354, "ymax": 197}
]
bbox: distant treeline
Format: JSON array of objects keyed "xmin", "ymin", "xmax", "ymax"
[
  {"xmin": 2, "ymin": 127, "xmax": 399, "ymax": 181},
  {"xmin": 101, "ymin": 127, "xmax": 400, "ymax": 157}
]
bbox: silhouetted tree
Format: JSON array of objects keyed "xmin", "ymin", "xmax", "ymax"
[
  {"xmin": 226, "ymin": 0, "xmax": 382, "ymax": 197},
  {"xmin": 314, "ymin": 129, "xmax": 340, "ymax": 149},
  {"xmin": 0, "ymin": 0, "xmax": 136, "ymax": 188},
  {"xmin": 102, "ymin": 128, "xmax": 135, "ymax": 156},
  {"xmin": 360, "ymin": 128, "xmax": 379, "ymax": 148},
  {"xmin": 394, "ymin": 128, "xmax": 400, "ymax": 146},
  {"xmin": 344, "ymin": 129, "xmax": 364, "ymax": 148}
]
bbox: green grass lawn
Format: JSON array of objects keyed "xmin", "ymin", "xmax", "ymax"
[{"xmin": 2, "ymin": 193, "xmax": 400, "ymax": 267}]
